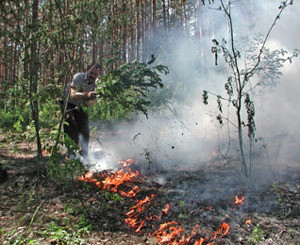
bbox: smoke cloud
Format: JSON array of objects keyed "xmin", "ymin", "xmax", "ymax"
[{"xmin": 87, "ymin": 0, "xmax": 300, "ymax": 174}]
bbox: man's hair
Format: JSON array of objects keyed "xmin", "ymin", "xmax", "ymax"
[{"xmin": 87, "ymin": 63, "xmax": 101, "ymax": 70}]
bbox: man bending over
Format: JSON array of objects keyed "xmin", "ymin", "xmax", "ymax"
[{"xmin": 64, "ymin": 63, "xmax": 100, "ymax": 158}]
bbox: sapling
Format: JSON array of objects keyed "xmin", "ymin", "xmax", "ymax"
[{"xmin": 203, "ymin": 0, "xmax": 299, "ymax": 177}]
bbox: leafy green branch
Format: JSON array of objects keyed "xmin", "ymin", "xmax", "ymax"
[{"xmin": 95, "ymin": 59, "xmax": 169, "ymax": 117}]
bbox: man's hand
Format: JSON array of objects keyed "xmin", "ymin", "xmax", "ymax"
[
  {"xmin": 69, "ymin": 87, "xmax": 97, "ymax": 101},
  {"xmin": 86, "ymin": 91, "xmax": 97, "ymax": 100}
]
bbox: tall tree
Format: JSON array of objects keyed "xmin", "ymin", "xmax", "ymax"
[
  {"xmin": 136, "ymin": 0, "xmax": 141, "ymax": 60},
  {"xmin": 29, "ymin": 0, "xmax": 42, "ymax": 158}
]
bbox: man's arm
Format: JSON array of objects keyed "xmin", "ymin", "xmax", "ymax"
[{"xmin": 69, "ymin": 87, "xmax": 97, "ymax": 101}]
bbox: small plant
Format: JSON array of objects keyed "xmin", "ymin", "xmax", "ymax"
[
  {"xmin": 47, "ymin": 157, "xmax": 85, "ymax": 185},
  {"xmin": 178, "ymin": 201, "xmax": 187, "ymax": 220},
  {"xmin": 271, "ymin": 182, "xmax": 291, "ymax": 218},
  {"xmin": 104, "ymin": 191, "xmax": 124, "ymax": 204},
  {"xmin": 17, "ymin": 184, "xmax": 36, "ymax": 213},
  {"xmin": 46, "ymin": 134, "xmax": 85, "ymax": 186},
  {"xmin": 64, "ymin": 199, "xmax": 86, "ymax": 215},
  {"xmin": 111, "ymin": 193, "xmax": 123, "ymax": 203},
  {"xmin": 178, "ymin": 213, "xmax": 185, "ymax": 220},
  {"xmin": 179, "ymin": 201, "xmax": 185, "ymax": 208},
  {"xmin": 46, "ymin": 220, "xmax": 90, "ymax": 245},
  {"xmin": 0, "ymin": 101, "xmax": 30, "ymax": 133},
  {"xmin": 249, "ymin": 224, "xmax": 264, "ymax": 244},
  {"xmin": 0, "ymin": 226, "xmax": 38, "ymax": 245}
]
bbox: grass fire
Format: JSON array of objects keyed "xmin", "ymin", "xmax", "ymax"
[
  {"xmin": 77, "ymin": 159, "xmax": 235, "ymax": 244},
  {"xmin": 74, "ymin": 158, "xmax": 298, "ymax": 244}
]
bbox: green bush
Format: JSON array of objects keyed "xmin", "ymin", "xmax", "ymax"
[
  {"xmin": 39, "ymin": 99, "xmax": 61, "ymax": 128},
  {"xmin": 0, "ymin": 106, "xmax": 30, "ymax": 132}
]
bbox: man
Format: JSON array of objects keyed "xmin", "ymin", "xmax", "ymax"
[{"xmin": 64, "ymin": 63, "xmax": 100, "ymax": 158}]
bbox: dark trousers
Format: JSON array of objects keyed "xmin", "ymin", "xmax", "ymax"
[{"xmin": 64, "ymin": 103, "xmax": 89, "ymax": 156}]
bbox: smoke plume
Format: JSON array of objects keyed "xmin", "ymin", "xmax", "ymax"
[{"xmin": 87, "ymin": 0, "xmax": 300, "ymax": 174}]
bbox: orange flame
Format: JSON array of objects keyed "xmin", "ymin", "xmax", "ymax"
[
  {"xmin": 245, "ymin": 218, "xmax": 252, "ymax": 225},
  {"xmin": 135, "ymin": 220, "xmax": 145, "ymax": 233},
  {"xmin": 120, "ymin": 158, "xmax": 136, "ymax": 167},
  {"xmin": 162, "ymin": 204, "xmax": 170, "ymax": 215},
  {"xmin": 151, "ymin": 222, "xmax": 203, "ymax": 244},
  {"xmin": 211, "ymin": 221, "xmax": 230, "ymax": 240},
  {"xmin": 125, "ymin": 218, "xmax": 137, "ymax": 227},
  {"xmin": 102, "ymin": 169, "xmax": 139, "ymax": 191},
  {"xmin": 183, "ymin": 224, "xmax": 199, "ymax": 243},
  {"xmin": 119, "ymin": 185, "xmax": 140, "ymax": 198},
  {"xmin": 220, "ymin": 222, "xmax": 230, "ymax": 235},
  {"xmin": 130, "ymin": 195, "xmax": 155, "ymax": 213},
  {"xmin": 233, "ymin": 195, "xmax": 245, "ymax": 210},
  {"xmin": 77, "ymin": 171, "xmax": 94, "ymax": 182},
  {"xmin": 77, "ymin": 159, "xmax": 140, "ymax": 197},
  {"xmin": 235, "ymin": 195, "xmax": 245, "ymax": 205},
  {"xmin": 194, "ymin": 238, "xmax": 206, "ymax": 245},
  {"xmin": 152, "ymin": 221, "xmax": 184, "ymax": 244},
  {"xmin": 125, "ymin": 194, "xmax": 156, "ymax": 231}
]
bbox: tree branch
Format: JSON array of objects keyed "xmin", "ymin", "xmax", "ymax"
[{"xmin": 243, "ymin": 1, "xmax": 291, "ymax": 85}]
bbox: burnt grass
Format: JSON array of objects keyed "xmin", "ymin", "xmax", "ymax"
[{"xmin": 0, "ymin": 137, "xmax": 299, "ymax": 244}]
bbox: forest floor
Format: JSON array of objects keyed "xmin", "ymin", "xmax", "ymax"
[{"xmin": 0, "ymin": 133, "xmax": 299, "ymax": 245}]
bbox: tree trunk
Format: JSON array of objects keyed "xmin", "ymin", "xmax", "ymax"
[
  {"xmin": 129, "ymin": 0, "xmax": 135, "ymax": 61},
  {"xmin": 92, "ymin": 33, "xmax": 97, "ymax": 64},
  {"xmin": 29, "ymin": 0, "xmax": 42, "ymax": 159},
  {"xmin": 135, "ymin": 0, "xmax": 140, "ymax": 60},
  {"xmin": 98, "ymin": 37, "xmax": 104, "ymax": 75},
  {"xmin": 122, "ymin": 0, "xmax": 127, "ymax": 63},
  {"xmin": 152, "ymin": 0, "xmax": 156, "ymax": 35},
  {"xmin": 162, "ymin": 0, "xmax": 167, "ymax": 32},
  {"xmin": 181, "ymin": 0, "xmax": 187, "ymax": 36},
  {"xmin": 141, "ymin": 0, "xmax": 145, "ymax": 61},
  {"xmin": 3, "ymin": 23, "xmax": 8, "ymax": 82},
  {"xmin": 237, "ymin": 98, "xmax": 248, "ymax": 177}
]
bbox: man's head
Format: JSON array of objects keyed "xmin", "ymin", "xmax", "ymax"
[{"xmin": 86, "ymin": 63, "xmax": 101, "ymax": 83}]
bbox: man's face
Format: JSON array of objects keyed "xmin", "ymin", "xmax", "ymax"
[{"xmin": 87, "ymin": 66, "xmax": 99, "ymax": 83}]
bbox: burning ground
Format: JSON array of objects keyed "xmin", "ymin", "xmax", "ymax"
[
  {"xmin": 0, "ymin": 134, "xmax": 299, "ymax": 244},
  {"xmin": 75, "ymin": 157, "xmax": 300, "ymax": 244}
]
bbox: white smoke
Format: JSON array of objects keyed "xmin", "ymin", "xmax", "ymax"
[{"xmin": 86, "ymin": 0, "xmax": 300, "ymax": 173}]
